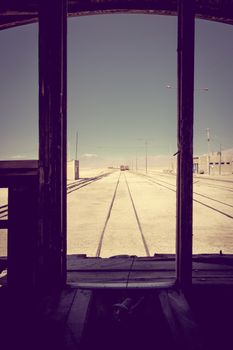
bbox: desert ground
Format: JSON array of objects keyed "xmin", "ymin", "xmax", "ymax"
[
  {"xmin": 1, "ymin": 168, "xmax": 233, "ymax": 258},
  {"xmin": 67, "ymin": 167, "xmax": 233, "ymax": 257}
]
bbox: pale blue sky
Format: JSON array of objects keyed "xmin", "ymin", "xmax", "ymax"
[{"xmin": 0, "ymin": 14, "xmax": 233, "ymax": 166}]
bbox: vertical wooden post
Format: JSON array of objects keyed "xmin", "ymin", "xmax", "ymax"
[
  {"xmin": 8, "ymin": 182, "xmax": 37, "ymax": 291},
  {"xmin": 176, "ymin": 0, "xmax": 195, "ymax": 292},
  {"xmin": 38, "ymin": 0, "xmax": 67, "ymax": 290}
]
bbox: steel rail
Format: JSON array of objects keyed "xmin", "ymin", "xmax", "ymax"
[
  {"xmin": 124, "ymin": 172, "xmax": 150, "ymax": 257},
  {"xmin": 95, "ymin": 172, "xmax": 121, "ymax": 257},
  {"xmin": 67, "ymin": 172, "xmax": 112, "ymax": 194},
  {"xmin": 144, "ymin": 173, "xmax": 233, "ymax": 208},
  {"xmin": 134, "ymin": 172, "xmax": 233, "ymax": 220}
]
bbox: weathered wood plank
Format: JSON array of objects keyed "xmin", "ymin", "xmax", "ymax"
[
  {"xmin": 69, "ymin": 282, "xmax": 129, "ymax": 289},
  {"xmin": 0, "ymin": 160, "xmax": 38, "ymax": 169},
  {"xmin": 0, "ymin": 162, "xmax": 38, "ymax": 187},
  {"xmin": 67, "ymin": 256, "xmax": 233, "ymax": 286},
  {"xmin": 176, "ymin": 0, "xmax": 195, "ymax": 292},
  {"xmin": 193, "ymin": 278, "xmax": 233, "ymax": 285},
  {"xmin": 67, "ymin": 271, "xmax": 129, "ymax": 284},
  {"xmin": 67, "ymin": 256, "xmax": 233, "ymax": 272},
  {"xmin": 193, "ymin": 262, "xmax": 233, "ymax": 271},
  {"xmin": 128, "ymin": 272, "xmax": 176, "ymax": 284},
  {"xmin": 40, "ymin": 287, "xmax": 76, "ymax": 323},
  {"xmin": 38, "ymin": 0, "xmax": 67, "ymax": 289},
  {"xmin": 159, "ymin": 290, "xmax": 203, "ymax": 350},
  {"xmin": 132, "ymin": 259, "xmax": 175, "ymax": 271},
  {"xmin": 65, "ymin": 289, "xmax": 93, "ymax": 347},
  {"xmin": 67, "ymin": 255, "xmax": 134, "ymax": 271}
]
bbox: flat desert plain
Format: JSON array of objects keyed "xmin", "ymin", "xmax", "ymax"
[
  {"xmin": 1, "ymin": 168, "xmax": 233, "ymax": 258},
  {"xmin": 67, "ymin": 168, "xmax": 233, "ymax": 257}
]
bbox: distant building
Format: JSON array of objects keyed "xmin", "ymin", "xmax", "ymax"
[{"xmin": 193, "ymin": 150, "xmax": 233, "ymax": 175}]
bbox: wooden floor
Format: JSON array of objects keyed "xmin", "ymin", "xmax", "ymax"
[
  {"xmin": 1, "ymin": 253, "xmax": 233, "ymax": 289},
  {"xmin": 1, "ymin": 254, "xmax": 233, "ymax": 350},
  {"xmin": 1, "ymin": 283, "xmax": 232, "ymax": 350},
  {"xmin": 67, "ymin": 254, "xmax": 233, "ymax": 287}
]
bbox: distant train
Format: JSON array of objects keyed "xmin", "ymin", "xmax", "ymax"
[{"xmin": 120, "ymin": 165, "xmax": 129, "ymax": 171}]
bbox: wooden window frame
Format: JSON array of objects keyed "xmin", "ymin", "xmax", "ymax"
[{"xmin": 37, "ymin": 0, "xmax": 194, "ymax": 292}]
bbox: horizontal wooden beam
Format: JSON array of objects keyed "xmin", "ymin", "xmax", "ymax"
[
  {"xmin": 1, "ymin": 0, "xmax": 233, "ymax": 30},
  {"xmin": 0, "ymin": 160, "xmax": 38, "ymax": 169}
]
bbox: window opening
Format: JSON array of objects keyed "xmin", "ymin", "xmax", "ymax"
[
  {"xmin": 193, "ymin": 19, "xmax": 233, "ymax": 255},
  {"xmin": 67, "ymin": 14, "xmax": 177, "ymax": 264}
]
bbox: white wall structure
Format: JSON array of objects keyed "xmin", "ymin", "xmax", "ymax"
[
  {"xmin": 193, "ymin": 150, "xmax": 233, "ymax": 175},
  {"xmin": 67, "ymin": 160, "xmax": 79, "ymax": 180}
]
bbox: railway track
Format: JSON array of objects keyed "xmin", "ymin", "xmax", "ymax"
[
  {"xmin": 2, "ymin": 170, "xmax": 232, "ymax": 257},
  {"xmin": 95, "ymin": 171, "xmax": 150, "ymax": 257},
  {"xmin": 196, "ymin": 182, "xmax": 233, "ymax": 193},
  {"xmin": 134, "ymin": 171, "xmax": 233, "ymax": 220},
  {"xmin": 149, "ymin": 170, "xmax": 233, "ymax": 184},
  {"xmin": 145, "ymin": 174, "xmax": 233, "ymax": 207},
  {"xmin": 149, "ymin": 170, "xmax": 233, "ymax": 192},
  {"xmin": 67, "ymin": 171, "xmax": 113, "ymax": 194},
  {"xmin": 0, "ymin": 171, "xmax": 113, "ymax": 218},
  {"xmin": 2, "ymin": 170, "xmax": 232, "ymax": 222}
]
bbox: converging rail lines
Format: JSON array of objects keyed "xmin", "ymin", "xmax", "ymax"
[
  {"xmin": 136, "ymin": 171, "xmax": 233, "ymax": 220},
  {"xmin": 95, "ymin": 172, "xmax": 150, "ymax": 257}
]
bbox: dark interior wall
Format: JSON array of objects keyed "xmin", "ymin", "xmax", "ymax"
[{"xmin": 190, "ymin": 285, "xmax": 233, "ymax": 350}]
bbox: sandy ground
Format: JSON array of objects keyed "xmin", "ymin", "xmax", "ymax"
[
  {"xmin": 1, "ymin": 168, "xmax": 233, "ymax": 257},
  {"xmin": 67, "ymin": 168, "xmax": 233, "ymax": 257}
]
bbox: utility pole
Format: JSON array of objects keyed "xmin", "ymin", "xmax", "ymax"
[
  {"xmin": 67, "ymin": 141, "xmax": 71, "ymax": 161},
  {"xmin": 136, "ymin": 154, "xmax": 138, "ymax": 172},
  {"xmin": 136, "ymin": 138, "xmax": 150, "ymax": 173},
  {"xmin": 206, "ymin": 128, "xmax": 210, "ymax": 175},
  {"xmin": 219, "ymin": 143, "xmax": 222, "ymax": 175},
  {"xmin": 75, "ymin": 131, "xmax": 78, "ymax": 160},
  {"xmin": 169, "ymin": 144, "xmax": 173, "ymax": 172}
]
